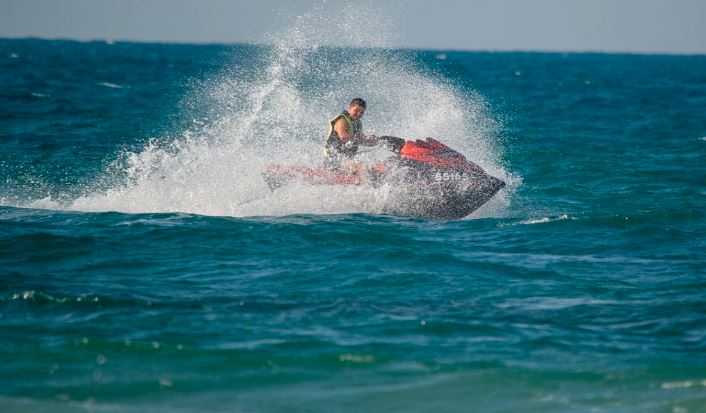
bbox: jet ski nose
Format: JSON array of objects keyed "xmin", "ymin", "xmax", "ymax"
[
  {"xmin": 494, "ymin": 176, "xmax": 506, "ymax": 189},
  {"xmin": 474, "ymin": 172, "xmax": 505, "ymax": 192},
  {"xmin": 490, "ymin": 177, "xmax": 506, "ymax": 195}
]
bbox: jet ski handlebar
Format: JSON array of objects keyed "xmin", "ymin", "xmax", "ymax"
[{"xmin": 377, "ymin": 135, "xmax": 406, "ymax": 153}]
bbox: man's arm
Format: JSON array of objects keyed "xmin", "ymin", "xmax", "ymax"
[{"xmin": 360, "ymin": 134, "xmax": 378, "ymax": 146}]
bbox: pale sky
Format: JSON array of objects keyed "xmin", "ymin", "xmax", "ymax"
[{"xmin": 1, "ymin": 0, "xmax": 705, "ymax": 54}]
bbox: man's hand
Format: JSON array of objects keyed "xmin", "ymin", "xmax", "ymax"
[{"xmin": 362, "ymin": 134, "xmax": 378, "ymax": 146}]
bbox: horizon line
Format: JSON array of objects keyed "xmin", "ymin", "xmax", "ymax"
[{"xmin": 2, "ymin": 35, "xmax": 705, "ymax": 57}]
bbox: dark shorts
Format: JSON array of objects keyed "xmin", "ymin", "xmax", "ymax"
[{"xmin": 323, "ymin": 155, "xmax": 343, "ymax": 171}]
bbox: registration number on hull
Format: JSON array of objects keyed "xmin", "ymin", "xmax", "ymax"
[{"xmin": 433, "ymin": 172, "xmax": 471, "ymax": 182}]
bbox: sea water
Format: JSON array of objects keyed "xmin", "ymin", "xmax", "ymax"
[{"xmin": 1, "ymin": 5, "xmax": 706, "ymax": 413}]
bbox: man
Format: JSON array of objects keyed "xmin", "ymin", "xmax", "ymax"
[{"xmin": 323, "ymin": 98, "xmax": 378, "ymax": 175}]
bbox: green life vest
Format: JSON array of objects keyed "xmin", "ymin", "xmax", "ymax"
[{"xmin": 323, "ymin": 111, "xmax": 362, "ymax": 160}]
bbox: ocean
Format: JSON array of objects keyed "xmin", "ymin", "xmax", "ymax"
[{"xmin": 1, "ymin": 22, "xmax": 706, "ymax": 413}]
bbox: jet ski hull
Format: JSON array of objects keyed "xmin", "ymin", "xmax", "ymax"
[
  {"xmin": 262, "ymin": 165, "xmax": 505, "ymax": 220},
  {"xmin": 262, "ymin": 137, "xmax": 506, "ymax": 220},
  {"xmin": 381, "ymin": 172, "xmax": 505, "ymax": 219}
]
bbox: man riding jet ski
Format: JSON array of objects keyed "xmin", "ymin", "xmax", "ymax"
[
  {"xmin": 263, "ymin": 98, "xmax": 505, "ymax": 219},
  {"xmin": 322, "ymin": 97, "xmax": 378, "ymax": 176}
]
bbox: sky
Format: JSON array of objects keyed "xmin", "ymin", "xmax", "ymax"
[{"xmin": 1, "ymin": 0, "xmax": 705, "ymax": 54}]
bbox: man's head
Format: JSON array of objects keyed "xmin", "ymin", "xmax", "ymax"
[{"xmin": 347, "ymin": 98, "xmax": 366, "ymax": 119}]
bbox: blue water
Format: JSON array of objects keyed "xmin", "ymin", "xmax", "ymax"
[{"xmin": 1, "ymin": 36, "xmax": 706, "ymax": 413}]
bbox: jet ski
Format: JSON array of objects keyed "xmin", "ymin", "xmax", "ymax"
[{"xmin": 262, "ymin": 136, "xmax": 505, "ymax": 220}]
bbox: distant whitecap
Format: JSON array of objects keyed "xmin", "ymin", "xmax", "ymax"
[{"xmin": 96, "ymin": 81, "xmax": 125, "ymax": 89}]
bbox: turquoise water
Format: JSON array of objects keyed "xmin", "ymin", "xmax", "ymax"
[{"xmin": 1, "ymin": 35, "xmax": 706, "ymax": 412}]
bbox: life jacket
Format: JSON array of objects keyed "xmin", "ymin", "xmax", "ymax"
[{"xmin": 323, "ymin": 111, "xmax": 362, "ymax": 160}]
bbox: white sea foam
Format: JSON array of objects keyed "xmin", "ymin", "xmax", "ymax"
[
  {"xmin": 64, "ymin": 2, "xmax": 515, "ymax": 219},
  {"xmin": 660, "ymin": 379, "xmax": 706, "ymax": 390},
  {"xmin": 519, "ymin": 214, "xmax": 573, "ymax": 225},
  {"xmin": 496, "ymin": 297, "xmax": 620, "ymax": 311}
]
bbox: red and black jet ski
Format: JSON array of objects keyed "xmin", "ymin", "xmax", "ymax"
[{"xmin": 263, "ymin": 136, "xmax": 505, "ymax": 219}]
